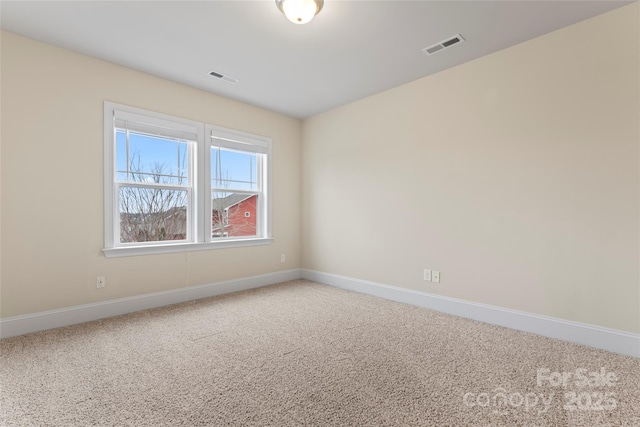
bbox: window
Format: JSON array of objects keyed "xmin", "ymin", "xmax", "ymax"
[
  {"xmin": 208, "ymin": 124, "xmax": 268, "ymax": 241},
  {"xmin": 104, "ymin": 102, "xmax": 272, "ymax": 257}
]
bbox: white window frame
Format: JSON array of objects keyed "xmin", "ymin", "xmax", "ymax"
[
  {"xmin": 103, "ymin": 102, "xmax": 273, "ymax": 258},
  {"xmin": 206, "ymin": 124, "xmax": 271, "ymax": 242}
]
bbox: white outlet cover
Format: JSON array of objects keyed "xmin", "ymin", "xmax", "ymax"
[
  {"xmin": 423, "ymin": 269, "xmax": 431, "ymax": 281},
  {"xmin": 432, "ymin": 271, "xmax": 440, "ymax": 283}
]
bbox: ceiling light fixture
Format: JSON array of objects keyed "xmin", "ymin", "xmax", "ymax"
[{"xmin": 276, "ymin": 0, "xmax": 324, "ymax": 25}]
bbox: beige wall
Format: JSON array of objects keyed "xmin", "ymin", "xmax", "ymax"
[
  {"xmin": 1, "ymin": 31, "xmax": 302, "ymax": 317},
  {"xmin": 302, "ymin": 4, "xmax": 639, "ymax": 333}
]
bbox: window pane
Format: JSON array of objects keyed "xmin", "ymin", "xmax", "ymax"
[
  {"xmin": 117, "ymin": 130, "xmax": 189, "ymax": 185},
  {"xmin": 211, "ymin": 147, "xmax": 258, "ymax": 191},
  {"xmin": 211, "ymin": 191, "xmax": 257, "ymax": 238},
  {"xmin": 119, "ymin": 186, "xmax": 188, "ymax": 243}
]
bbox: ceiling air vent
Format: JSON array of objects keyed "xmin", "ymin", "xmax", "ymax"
[
  {"xmin": 209, "ymin": 70, "xmax": 238, "ymax": 84},
  {"xmin": 422, "ymin": 34, "xmax": 465, "ymax": 56}
]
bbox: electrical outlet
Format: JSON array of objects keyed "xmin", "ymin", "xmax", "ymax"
[
  {"xmin": 432, "ymin": 271, "xmax": 440, "ymax": 283},
  {"xmin": 280, "ymin": 254, "xmax": 286, "ymax": 263},
  {"xmin": 97, "ymin": 276, "xmax": 106, "ymax": 288},
  {"xmin": 423, "ymin": 269, "xmax": 431, "ymax": 281}
]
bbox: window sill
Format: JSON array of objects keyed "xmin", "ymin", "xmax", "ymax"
[{"xmin": 103, "ymin": 238, "xmax": 274, "ymax": 258}]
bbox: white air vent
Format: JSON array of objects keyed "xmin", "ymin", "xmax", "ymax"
[
  {"xmin": 209, "ymin": 70, "xmax": 238, "ymax": 84},
  {"xmin": 422, "ymin": 34, "xmax": 465, "ymax": 56}
]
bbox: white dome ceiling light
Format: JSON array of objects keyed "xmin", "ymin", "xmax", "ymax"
[{"xmin": 276, "ymin": 0, "xmax": 324, "ymax": 25}]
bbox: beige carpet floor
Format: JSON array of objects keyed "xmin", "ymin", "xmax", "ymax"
[{"xmin": 1, "ymin": 279, "xmax": 639, "ymax": 426}]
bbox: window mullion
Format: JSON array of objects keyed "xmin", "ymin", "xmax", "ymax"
[{"xmin": 198, "ymin": 130, "xmax": 208, "ymax": 243}]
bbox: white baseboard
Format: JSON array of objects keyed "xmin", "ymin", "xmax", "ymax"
[
  {"xmin": 0, "ymin": 269, "xmax": 302, "ymax": 339},
  {"xmin": 3, "ymin": 268, "xmax": 638, "ymax": 358},
  {"xmin": 302, "ymin": 269, "xmax": 640, "ymax": 358}
]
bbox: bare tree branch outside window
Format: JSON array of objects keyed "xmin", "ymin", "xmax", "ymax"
[{"xmin": 119, "ymin": 154, "xmax": 187, "ymax": 243}]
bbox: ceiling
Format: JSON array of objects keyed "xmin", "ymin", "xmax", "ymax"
[{"xmin": 0, "ymin": 1, "xmax": 632, "ymax": 119}]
